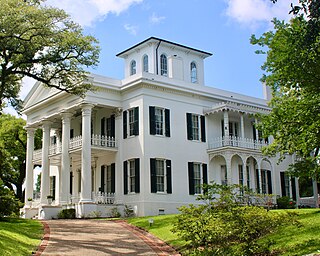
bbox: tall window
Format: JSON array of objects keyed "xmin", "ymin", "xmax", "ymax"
[
  {"xmin": 143, "ymin": 55, "xmax": 148, "ymax": 72},
  {"xmin": 190, "ymin": 62, "xmax": 197, "ymax": 83},
  {"xmin": 150, "ymin": 158, "xmax": 172, "ymax": 194},
  {"xmin": 123, "ymin": 159, "xmax": 140, "ymax": 194},
  {"xmin": 246, "ymin": 166, "xmax": 250, "ymax": 189},
  {"xmin": 160, "ymin": 54, "xmax": 167, "ymax": 76},
  {"xmin": 123, "ymin": 107, "xmax": 139, "ymax": 138},
  {"xmin": 188, "ymin": 162, "xmax": 208, "ymax": 195},
  {"xmin": 149, "ymin": 106, "xmax": 170, "ymax": 137},
  {"xmin": 100, "ymin": 164, "xmax": 115, "ymax": 193},
  {"xmin": 129, "ymin": 160, "xmax": 136, "ymax": 193},
  {"xmin": 130, "ymin": 60, "xmax": 136, "ymax": 75},
  {"xmin": 221, "ymin": 165, "xmax": 227, "ymax": 185},
  {"xmin": 186, "ymin": 113, "xmax": 206, "ymax": 142},
  {"xmin": 238, "ymin": 165, "xmax": 244, "ymax": 186}
]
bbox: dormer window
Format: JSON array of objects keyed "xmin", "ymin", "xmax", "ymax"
[
  {"xmin": 130, "ymin": 60, "xmax": 136, "ymax": 75},
  {"xmin": 143, "ymin": 55, "xmax": 148, "ymax": 72},
  {"xmin": 191, "ymin": 62, "xmax": 197, "ymax": 83},
  {"xmin": 160, "ymin": 54, "xmax": 167, "ymax": 76}
]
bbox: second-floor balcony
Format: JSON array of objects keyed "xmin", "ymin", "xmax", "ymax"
[
  {"xmin": 33, "ymin": 134, "xmax": 117, "ymax": 161},
  {"xmin": 208, "ymin": 136, "xmax": 268, "ymax": 151}
]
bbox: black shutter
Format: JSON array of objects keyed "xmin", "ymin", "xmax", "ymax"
[
  {"xmin": 200, "ymin": 115, "xmax": 206, "ymax": 142},
  {"xmin": 134, "ymin": 107, "xmax": 139, "ymax": 135},
  {"xmin": 101, "ymin": 118, "xmax": 105, "ymax": 136},
  {"xmin": 280, "ymin": 172, "xmax": 286, "ymax": 197},
  {"xmin": 256, "ymin": 169, "xmax": 260, "ymax": 193},
  {"xmin": 123, "ymin": 111, "xmax": 127, "ymax": 139},
  {"xmin": 165, "ymin": 109, "xmax": 171, "ymax": 137},
  {"xmin": 202, "ymin": 164, "xmax": 208, "ymax": 194},
  {"xmin": 188, "ymin": 162, "xmax": 195, "ymax": 195},
  {"xmin": 135, "ymin": 158, "xmax": 140, "ymax": 193},
  {"xmin": 123, "ymin": 161, "xmax": 128, "ymax": 195},
  {"xmin": 150, "ymin": 158, "xmax": 157, "ymax": 193},
  {"xmin": 267, "ymin": 170, "xmax": 272, "ymax": 194},
  {"xmin": 149, "ymin": 106, "xmax": 156, "ymax": 135},
  {"xmin": 100, "ymin": 165, "xmax": 105, "ymax": 192},
  {"xmin": 70, "ymin": 172, "xmax": 73, "ymax": 194},
  {"xmin": 253, "ymin": 125, "xmax": 257, "ymax": 141},
  {"xmin": 166, "ymin": 160, "xmax": 172, "ymax": 194},
  {"xmin": 187, "ymin": 113, "xmax": 193, "ymax": 140},
  {"xmin": 110, "ymin": 115, "xmax": 115, "ymax": 138},
  {"xmin": 111, "ymin": 163, "xmax": 115, "ymax": 193},
  {"xmin": 291, "ymin": 177, "xmax": 297, "ymax": 200}
]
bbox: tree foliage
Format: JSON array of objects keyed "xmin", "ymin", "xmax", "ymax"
[
  {"xmin": 172, "ymin": 183, "xmax": 293, "ymax": 255},
  {"xmin": 0, "ymin": 0, "xmax": 100, "ymax": 113},
  {"xmin": 251, "ymin": 0, "xmax": 320, "ymax": 178},
  {"xmin": 0, "ymin": 114, "xmax": 41, "ymax": 201},
  {"xmin": 0, "ymin": 179, "xmax": 22, "ymax": 217}
]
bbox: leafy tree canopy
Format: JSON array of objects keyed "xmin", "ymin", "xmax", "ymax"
[
  {"xmin": 0, "ymin": 0, "xmax": 100, "ymax": 113},
  {"xmin": 0, "ymin": 114, "xmax": 41, "ymax": 201},
  {"xmin": 251, "ymin": 0, "xmax": 320, "ymax": 178}
]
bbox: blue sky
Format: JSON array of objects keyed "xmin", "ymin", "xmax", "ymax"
[{"xmin": 10, "ymin": 0, "xmax": 297, "ymax": 116}]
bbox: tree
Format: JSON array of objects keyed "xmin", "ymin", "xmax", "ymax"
[
  {"xmin": 0, "ymin": 114, "xmax": 42, "ymax": 201},
  {"xmin": 0, "ymin": 0, "xmax": 99, "ymax": 113},
  {"xmin": 251, "ymin": 1, "xmax": 320, "ymax": 179}
]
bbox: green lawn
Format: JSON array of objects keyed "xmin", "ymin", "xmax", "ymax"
[
  {"xmin": 127, "ymin": 209, "xmax": 320, "ymax": 255},
  {"xmin": 0, "ymin": 218, "xmax": 43, "ymax": 256}
]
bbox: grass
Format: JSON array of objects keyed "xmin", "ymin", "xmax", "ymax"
[
  {"xmin": 127, "ymin": 209, "xmax": 320, "ymax": 255},
  {"xmin": 127, "ymin": 214, "xmax": 186, "ymax": 249},
  {"xmin": 0, "ymin": 218, "xmax": 43, "ymax": 256},
  {"xmin": 263, "ymin": 209, "xmax": 320, "ymax": 255}
]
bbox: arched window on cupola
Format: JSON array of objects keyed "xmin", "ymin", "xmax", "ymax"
[
  {"xmin": 160, "ymin": 54, "xmax": 168, "ymax": 76},
  {"xmin": 190, "ymin": 62, "xmax": 197, "ymax": 83},
  {"xmin": 130, "ymin": 60, "xmax": 136, "ymax": 75},
  {"xmin": 143, "ymin": 55, "xmax": 148, "ymax": 72}
]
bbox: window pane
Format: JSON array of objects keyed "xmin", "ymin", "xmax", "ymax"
[
  {"xmin": 160, "ymin": 54, "xmax": 167, "ymax": 76},
  {"xmin": 193, "ymin": 163, "xmax": 201, "ymax": 194},
  {"xmin": 191, "ymin": 62, "xmax": 197, "ymax": 83},
  {"xmin": 155, "ymin": 108, "xmax": 164, "ymax": 135},
  {"xmin": 129, "ymin": 160, "xmax": 135, "ymax": 192},
  {"xmin": 129, "ymin": 109, "xmax": 134, "ymax": 136},
  {"xmin": 106, "ymin": 165, "xmax": 112, "ymax": 193},
  {"xmin": 143, "ymin": 55, "xmax": 148, "ymax": 72},
  {"xmin": 192, "ymin": 115, "xmax": 199, "ymax": 140},
  {"xmin": 156, "ymin": 160, "xmax": 165, "ymax": 192},
  {"xmin": 130, "ymin": 60, "xmax": 136, "ymax": 75}
]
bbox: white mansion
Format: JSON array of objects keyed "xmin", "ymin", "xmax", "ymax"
[{"xmin": 22, "ymin": 37, "xmax": 299, "ymax": 219}]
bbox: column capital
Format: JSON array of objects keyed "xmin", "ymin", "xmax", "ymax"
[
  {"xmin": 41, "ymin": 120, "xmax": 52, "ymax": 129},
  {"xmin": 61, "ymin": 111, "xmax": 73, "ymax": 120}
]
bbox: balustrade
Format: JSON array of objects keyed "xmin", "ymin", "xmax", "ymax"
[{"xmin": 208, "ymin": 136, "xmax": 268, "ymax": 150}]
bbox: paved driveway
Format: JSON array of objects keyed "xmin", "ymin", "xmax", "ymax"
[{"xmin": 39, "ymin": 219, "xmax": 173, "ymax": 256}]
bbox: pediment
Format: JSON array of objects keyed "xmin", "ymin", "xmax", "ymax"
[{"xmin": 23, "ymin": 81, "xmax": 61, "ymax": 111}]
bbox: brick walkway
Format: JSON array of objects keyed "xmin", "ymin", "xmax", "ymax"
[{"xmin": 35, "ymin": 219, "xmax": 180, "ymax": 256}]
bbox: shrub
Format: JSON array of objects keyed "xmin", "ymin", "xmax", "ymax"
[
  {"xmin": 172, "ymin": 183, "xmax": 295, "ymax": 255},
  {"xmin": 57, "ymin": 209, "xmax": 76, "ymax": 219},
  {"xmin": 277, "ymin": 196, "xmax": 295, "ymax": 209},
  {"xmin": 124, "ymin": 205, "xmax": 135, "ymax": 217},
  {"xmin": 0, "ymin": 180, "xmax": 22, "ymax": 218},
  {"xmin": 110, "ymin": 207, "xmax": 121, "ymax": 218}
]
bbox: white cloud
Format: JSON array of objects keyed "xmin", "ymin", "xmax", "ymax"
[
  {"xmin": 45, "ymin": 0, "xmax": 143, "ymax": 27},
  {"xmin": 124, "ymin": 24, "xmax": 139, "ymax": 35},
  {"xmin": 224, "ymin": 0, "xmax": 299, "ymax": 28},
  {"xmin": 150, "ymin": 12, "xmax": 166, "ymax": 24}
]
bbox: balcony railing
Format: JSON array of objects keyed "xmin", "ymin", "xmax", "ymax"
[
  {"xmin": 33, "ymin": 134, "xmax": 117, "ymax": 160},
  {"xmin": 208, "ymin": 136, "xmax": 268, "ymax": 151}
]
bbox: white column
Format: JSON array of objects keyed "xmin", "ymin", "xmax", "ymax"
[
  {"xmin": 240, "ymin": 113, "xmax": 245, "ymax": 138},
  {"xmin": 295, "ymin": 177, "xmax": 300, "ymax": 208},
  {"xmin": 255, "ymin": 118, "xmax": 259, "ymax": 141},
  {"xmin": 80, "ymin": 104, "xmax": 93, "ymax": 202},
  {"xmin": 257, "ymin": 162, "xmax": 262, "ymax": 194},
  {"xmin": 25, "ymin": 128, "xmax": 35, "ymax": 204},
  {"xmin": 223, "ymin": 110, "xmax": 229, "ymax": 137},
  {"xmin": 40, "ymin": 121, "xmax": 51, "ymax": 205},
  {"xmin": 60, "ymin": 113, "xmax": 72, "ymax": 204},
  {"xmin": 225, "ymin": 155, "xmax": 232, "ymax": 185}
]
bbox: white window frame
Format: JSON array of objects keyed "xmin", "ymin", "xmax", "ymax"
[
  {"xmin": 130, "ymin": 60, "xmax": 136, "ymax": 75},
  {"xmin": 143, "ymin": 55, "xmax": 148, "ymax": 72},
  {"xmin": 129, "ymin": 160, "xmax": 136, "ymax": 193},
  {"xmin": 193, "ymin": 163, "xmax": 202, "ymax": 194},
  {"xmin": 160, "ymin": 54, "xmax": 167, "ymax": 76},
  {"xmin": 155, "ymin": 107, "xmax": 164, "ymax": 135},
  {"xmin": 156, "ymin": 159, "xmax": 166, "ymax": 193},
  {"xmin": 190, "ymin": 62, "xmax": 197, "ymax": 83},
  {"xmin": 129, "ymin": 108, "xmax": 135, "ymax": 136},
  {"xmin": 192, "ymin": 114, "xmax": 200, "ymax": 141}
]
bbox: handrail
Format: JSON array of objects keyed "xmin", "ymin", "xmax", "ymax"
[{"xmin": 208, "ymin": 136, "xmax": 268, "ymax": 150}]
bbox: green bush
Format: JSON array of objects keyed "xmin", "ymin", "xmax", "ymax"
[
  {"xmin": 57, "ymin": 208, "xmax": 76, "ymax": 219},
  {"xmin": 172, "ymin": 183, "xmax": 295, "ymax": 255},
  {"xmin": 277, "ymin": 196, "xmax": 295, "ymax": 209},
  {"xmin": 110, "ymin": 207, "xmax": 121, "ymax": 218}
]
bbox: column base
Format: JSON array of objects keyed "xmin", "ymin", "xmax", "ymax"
[{"xmin": 76, "ymin": 202, "xmax": 96, "ymax": 218}]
